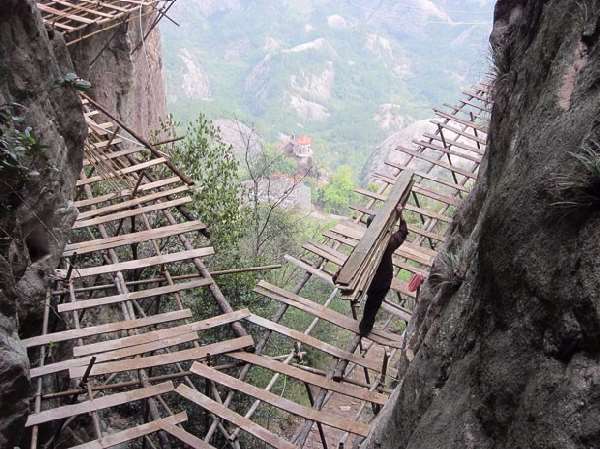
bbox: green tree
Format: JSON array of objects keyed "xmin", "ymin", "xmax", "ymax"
[
  {"xmin": 318, "ymin": 165, "xmax": 357, "ymax": 214},
  {"xmin": 165, "ymin": 114, "xmax": 246, "ymax": 249}
]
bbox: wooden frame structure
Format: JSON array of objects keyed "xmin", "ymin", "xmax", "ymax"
[
  {"xmin": 24, "ymin": 82, "xmax": 491, "ymax": 449},
  {"xmin": 36, "ymin": 0, "xmax": 177, "ymax": 45}
]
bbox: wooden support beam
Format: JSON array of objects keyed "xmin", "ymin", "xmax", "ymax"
[
  {"xmin": 76, "ymin": 158, "xmax": 167, "ymax": 186},
  {"xmin": 70, "ymin": 413, "xmax": 188, "ymax": 449},
  {"xmin": 56, "ymin": 247, "xmax": 215, "ymax": 280},
  {"xmin": 57, "ymin": 278, "xmax": 212, "ymax": 313},
  {"xmin": 22, "ymin": 309, "xmax": 193, "ymax": 348},
  {"xmin": 64, "ymin": 220, "xmax": 207, "ymax": 256},
  {"xmin": 25, "ymin": 381, "xmax": 174, "ymax": 427},
  {"xmin": 73, "ymin": 309, "xmax": 251, "ymax": 358},
  {"xmin": 189, "ymin": 362, "xmax": 370, "ymax": 436},
  {"xmin": 69, "ymin": 336, "xmax": 254, "ymax": 378},
  {"xmin": 254, "ymin": 281, "xmax": 402, "ymax": 348},
  {"xmin": 393, "ymin": 146, "xmax": 478, "ymax": 180},
  {"xmin": 228, "ymin": 351, "xmax": 387, "ymax": 405},
  {"xmin": 73, "ymin": 196, "xmax": 192, "ymax": 229},
  {"xmin": 244, "ymin": 314, "xmax": 380, "ymax": 372},
  {"xmin": 176, "ymin": 384, "xmax": 298, "ymax": 449}
]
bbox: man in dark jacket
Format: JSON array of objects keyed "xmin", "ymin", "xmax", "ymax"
[{"xmin": 359, "ymin": 212, "xmax": 408, "ymax": 336}]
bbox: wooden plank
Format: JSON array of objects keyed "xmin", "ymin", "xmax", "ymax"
[
  {"xmin": 412, "ymin": 184, "xmax": 461, "ymax": 207},
  {"xmin": 354, "ymin": 187, "xmax": 385, "ymax": 202},
  {"xmin": 433, "ymin": 108, "xmax": 487, "ymax": 133},
  {"xmin": 413, "ymin": 139, "xmax": 482, "ymax": 164},
  {"xmin": 381, "ymin": 300, "xmax": 413, "ymax": 322},
  {"xmin": 423, "ymin": 132, "xmax": 485, "ymax": 155},
  {"xmin": 228, "ymin": 351, "xmax": 387, "ymax": 405},
  {"xmin": 76, "ymin": 185, "xmax": 190, "ymax": 220},
  {"xmin": 73, "ymin": 196, "xmax": 192, "ymax": 229},
  {"xmin": 56, "ymin": 247, "xmax": 214, "ymax": 280},
  {"xmin": 83, "ymin": 146, "xmax": 146, "ymax": 166},
  {"xmin": 405, "ymin": 204, "xmax": 453, "ymax": 224},
  {"xmin": 76, "ymin": 158, "xmax": 166, "ymax": 186},
  {"xmin": 390, "ymin": 278, "xmax": 417, "ymax": 299},
  {"xmin": 176, "ymin": 384, "xmax": 298, "ymax": 449},
  {"xmin": 254, "ymin": 280, "xmax": 403, "ymax": 347},
  {"xmin": 58, "ymin": 278, "xmax": 212, "ymax": 313},
  {"xmin": 244, "ymin": 314, "xmax": 380, "ymax": 371},
  {"xmin": 37, "ymin": 3, "xmax": 95, "ymax": 23},
  {"xmin": 336, "ymin": 170, "xmax": 414, "ymax": 287},
  {"xmin": 71, "ymin": 413, "xmax": 188, "ymax": 449},
  {"xmin": 69, "ymin": 336, "xmax": 254, "ymax": 378},
  {"xmin": 25, "ymin": 381, "xmax": 174, "ymax": 427},
  {"xmin": 64, "ymin": 220, "xmax": 207, "ymax": 256},
  {"xmin": 190, "ymin": 362, "xmax": 370, "ymax": 436},
  {"xmin": 31, "ymin": 332, "xmax": 199, "ymax": 379},
  {"xmin": 302, "ymin": 242, "xmax": 346, "ymax": 267},
  {"xmin": 22, "ymin": 309, "xmax": 192, "ymax": 348},
  {"xmin": 160, "ymin": 423, "xmax": 217, "ymax": 449},
  {"xmin": 381, "ymin": 164, "xmax": 471, "ymax": 193},
  {"xmin": 462, "ymin": 89, "xmax": 492, "ymax": 104},
  {"xmin": 394, "ymin": 146, "xmax": 478, "ymax": 180},
  {"xmin": 73, "ymin": 177, "xmax": 182, "ymax": 209},
  {"xmin": 430, "ymin": 121, "xmax": 487, "ymax": 145},
  {"xmin": 283, "ymin": 255, "xmax": 334, "ymax": 285},
  {"xmin": 51, "ymin": 0, "xmax": 117, "ymax": 19},
  {"xmin": 74, "ymin": 309, "xmax": 251, "ymax": 357}
]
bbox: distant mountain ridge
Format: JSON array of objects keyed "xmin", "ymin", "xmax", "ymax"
[{"xmin": 160, "ymin": 0, "xmax": 494, "ymax": 180}]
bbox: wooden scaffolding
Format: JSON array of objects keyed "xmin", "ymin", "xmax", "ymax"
[
  {"xmin": 24, "ymin": 82, "xmax": 491, "ymax": 449},
  {"xmin": 36, "ymin": 0, "xmax": 177, "ymax": 45}
]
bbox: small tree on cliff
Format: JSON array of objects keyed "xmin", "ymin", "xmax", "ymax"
[{"xmin": 155, "ymin": 114, "xmax": 246, "ymax": 249}]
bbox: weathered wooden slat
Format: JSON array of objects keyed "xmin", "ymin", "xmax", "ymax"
[
  {"xmin": 411, "ymin": 184, "xmax": 461, "ymax": 207},
  {"xmin": 413, "ymin": 139, "xmax": 482, "ymax": 164},
  {"xmin": 70, "ymin": 413, "xmax": 188, "ymax": 449},
  {"xmin": 430, "ymin": 121, "xmax": 487, "ymax": 145},
  {"xmin": 283, "ymin": 255, "xmax": 334, "ymax": 285},
  {"xmin": 37, "ymin": 3, "xmax": 95, "ymax": 23},
  {"xmin": 176, "ymin": 384, "xmax": 298, "ymax": 449},
  {"xmin": 76, "ymin": 158, "xmax": 166, "ymax": 186},
  {"xmin": 64, "ymin": 220, "xmax": 207, "ymax": 256},
  {"xmin": 69, "ymin": 336, "xmax": 254, "ymax": 378},
  {"xmin": 57, "ymin": 278, "xmax": 212, "ymax": 313},
  {"xmin": 228, "ymin": 351, "xmax": 387, "ymax": 405},
  {"xmin": 83, "ymin": 146, "xmax": 146, "ymax": 166},
  {"xmin": 56, "ymin": 247, "xmax": 214, "ymax": 279},
  {"xmin": 76, "ymin": 185, "xmax": 190, "ymax": 220},
  {"xmin": 394, "ymin": 146, "xmax": 478, "ymax": 180},
  {"xmin": 190, "ymin": 362, "xmax": 370, "ymax": 436},
  {"xmin": 405, "ymin": 204, "xmax": 453, "ymax": 224},
  {"xmin": 51, "ymin": 0, "xmax": 118, "ymax": 19},
  {"xmin": 381, "ymin": 300, "xmax": 413, "ymax": 322},
  {"xmin": 433, "ymin": 108, "xmax": 488, "ymax": 133},
  {"xmin": 31, "ymin": 332, "xmax": 199, "ymax": 379},
  {"xmin": 160, "ymin": 422, "xmax": 217, "ymax": 449},
  {"xmin": 381, "ymin": 164, "xmax": 471, "ymax": 193},
  {"xmin": 302, "ymin": 242, "xmax": 347, "ymax": 267},
  {"xmin": 254, "ymin": 281, "xmax": 403, "ymax": 347},
  {"xmin": 73, "ymin": 196, "xmax": 192, "ymax": 229},
  {"xmin": 462, "ymin": 89, "xmax": 492, "ymax": 104},
  {"xmin": 73, "ymin": 309, "xmax": 251, "ymax": 357},
  {"xmin": 22, "ymin": 309, "xmax": 192, "ymax": 348},
  {"xmin": 73, "ymin": 177, "xmax": 181, "ymax": 209},
  {"xmin": 245, "ymin": 314, "xmax": 380, "ymax": 371},
  {"xmin": 423, "ymin": 132, "xmax": 485, "ymax": 155},
  {"xmin": 25, "ymin": 381, "xmax": 174, "ymax": 427}
]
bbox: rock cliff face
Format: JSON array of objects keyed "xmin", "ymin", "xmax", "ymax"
[
  {"xmin": 69, "ymin": 11, "xmax": 167, "ymax": 136},
  {"xmin": 362, "ymin": 1, "xmax": 600, "ymax": 448},
  {"xmin": 0, "ymin": 1, "xmax": 87, "ymax": 447}
]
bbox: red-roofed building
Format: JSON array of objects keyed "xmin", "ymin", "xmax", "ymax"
[{"xmin": 292, "ymin": 135, "xmax": 313, "ymax": 158}]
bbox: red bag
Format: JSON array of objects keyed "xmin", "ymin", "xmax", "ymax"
[{"xmin": 408, "ymin": 273, "xmax": 425, "ymax": 292}]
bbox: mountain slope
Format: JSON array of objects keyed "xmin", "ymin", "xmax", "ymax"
[{"xmin": 160, "ymin": 0, "xmax": 494, "ymax": 177}]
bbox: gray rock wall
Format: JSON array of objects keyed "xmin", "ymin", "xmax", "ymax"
[
  {"xmin": 68, "ymin": 11, "xmax": 167, "ymax": 137},
  {"xmin": 0, "ymin": 1, "xmax": 87, "ymax": 447},
  {"xmin": 362, "ymin": 1, "xmax": 600, "ymax": 448}
]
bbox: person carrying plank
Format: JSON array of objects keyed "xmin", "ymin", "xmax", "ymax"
[{"xmin": 359, "ymin": 206, "xmax": 408, "ymax": 336}]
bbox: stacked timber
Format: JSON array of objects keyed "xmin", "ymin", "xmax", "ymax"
[{"xmin": 334, "ymin": 170, "xmax": 414, "ymax": 299}]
